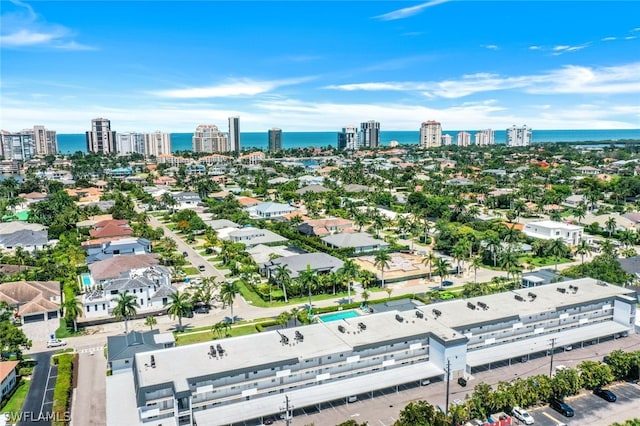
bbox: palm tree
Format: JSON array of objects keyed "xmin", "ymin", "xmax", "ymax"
[
  {"xmin": 166, "ymin": 290, "xmax": 193, "ymax": 330},
  {"xmin": 374, "ymin": 249, "xmax": 392, "ymax": 288},
  {"xmin": 600, "ymin": 239, "xmax": 616, "ymax": 257},
  {"xmin": 144, "ymin": 316, "xmax": 157, "ymax": 330},
  {"xmin": 298, "ymin": 264, "xmax": 318, "ymax": 311},
  {"xmin": 575, "ymin": 240, "xmax": 592, "ymax": 264},
  {"xmin": 548, "ymin": 238, "xmax": 567, "ymax": 271},
  {"xmin": 606, "ymin": 217, "xmax": 617, "ymax": 237},
  {"xmin": 338, "ymin": 259, "xmax": 359, "ymax": 297},
  {"xmin": 483, "ymin": 234, "xmax": 502, "ymax": 267},
  {"xmin": 499, "ymin": 246, "xmax": 520, "ymax": 281},
  {"xmin": 434, "ymin": 257, "xmax": 451, "ymax": 288},
  {"xmin": 220, "ymin": 280, "xmax": 240, "ymax": 323},
  {"xmin": 112, "ymin": 291, "xmax": 140, "ymax": 333},
  {"xmin": 290, "ymin": 307, "xmax": 300, "ymax": 327},
  {"xmin": 422, "ymin": 252, "xmax": 437, "ymax": 280},
  {"xmin": 471, "ymin": 255, "xmax": 483, "ymax": 284},
  {"xmin": 63, "ymin": 297, "xmax": 83, "ymax": 333},
  {"xmin": 273, "ymin": 264, "xmax": 291, "ymax": 303}
]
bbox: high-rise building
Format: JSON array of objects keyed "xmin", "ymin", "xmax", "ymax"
[
  {"xmin": 192, "ymin": 125, "xmax": 228, "ymax": 153},
  {"xmin": 474, "ymin": 129, "xmax": 495, "ymax": 146},
  {"xmin": 457, "ymin": 131, "xmax": 471, "ymax": 147},
  {"xmin": 86, "ymin": 118, "xmax": 116, "ymax": 154},
  {"xmin": 116, "ymin": 132, "xmax": 145, "ymax": 156},
  {"xmin": 337, "ymin": 126, "xmax": 358, "ymax": 150},
  {"xmin": 419, "ymin": 121, "xmax": 442, "ymax": 148},
  {"xmin": 268, "ymin": 128, "xmax": 282, "ymax": 153},
  {"xmin": 31, "ymin": 125, "xmax": 58, "ymax": 155},
  {"xmin": 0, "ymin": 131, "xmax": 35, "ymax": 161},
  {"xmin": 359, "ymin": 120, "xmax": 380, "ymax": 149},
  {"xmin": 143, "ymin": 131, "xmax": 171, "ymax": 157},
  {"xmin": 441, "ymin": 134, "xmax": 452, "ymax": 146},
  {"xmin": 506, "ymin": 125, "xmax": 532, "ymax": 147},
  {"xmin": 228, "ymin": 116, "xmax": 241, "ymax": 154}
]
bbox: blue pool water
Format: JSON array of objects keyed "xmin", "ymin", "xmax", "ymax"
[
  {"xmin": 319, "ymin": 310, "xmax": 360, "ymax": 323},
  {"xmin": 81, "ymin": 273, "xmax": 92, "ymax": 287}
]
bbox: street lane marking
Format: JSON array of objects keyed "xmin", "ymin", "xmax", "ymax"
[
  {"xmin": 39, "ymin": 363, "xmax": 54, "ymax": 416},
  {"xmin": 543, "ymin": 411, "xmax": 564, "ymax": 423}
]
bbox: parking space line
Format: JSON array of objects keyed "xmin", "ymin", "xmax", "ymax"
[
  {"xmin": 543, "ymin": 411, "xmax": 564, "ymax": 423},
  {"xmin": 39, "ymin": 363, "xmax": 54, "ymax": 416}
]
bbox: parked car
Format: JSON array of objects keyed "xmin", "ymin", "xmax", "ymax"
[
  {"xmin": 457, "ymin": 377, "xmax": 467, "ymax": 387},
  {"xmin": 198, "ymin": 265, "xmax": 206, "ymax": 272},
  {"xmin": 550, "ymin": 398, "xmax": 574, "ymax": 417},
  {"xmin": 194, "ymin": 305, "xmax": 210, "ymax": 314},
  {"xmin": 512, "ymin": 406, "xmax": 535, "ymax": 425},
  {"xmin": 593, "ymin": 388, "xmax": 617, "ymax": 402},
  {"xmin": 182, "ymin": 251, "xmax": 188, "ymax": 257},
  {"xmin": 442, "ymin": 280, "xmax": 454, "ymax": 287},
  {"xmin": 47, "ymin": 338, "xmax": 66, "ymax": 348}
]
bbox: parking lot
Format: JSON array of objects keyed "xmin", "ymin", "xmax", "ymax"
[{"xmin": 529, "ymin": 381, "xmax": 640, "ymax": 426}]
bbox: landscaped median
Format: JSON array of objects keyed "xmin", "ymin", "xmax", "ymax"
[{"xmin": 51, "ymin": 353, "xmax": 76, "ymax": 426}]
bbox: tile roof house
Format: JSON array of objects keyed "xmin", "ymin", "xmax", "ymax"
[
  {"xmin": 321, "ymin": 232, "xmax": 389, "ymax": 254},
  {"xmin": 107, "ymin": 330, "xmax": 175, "ymax": 372},
  {"xmin": 88, "ymin": 254, "xmax": 159, "ymax": 282},
  {"xmin": 297, "ymin": 218, "xmax": 355, "ymax": 236},
  {"xmin": 83, "ymin": 265, "xmax": 173, "ymax": 319},
  {"xmin": 0, "ymin": 361, "xmax": 19, "ymax": 400},
  {"xmin": 0, "ymin": 281, "xmax": 61, "ymax": 323},
  {"xmin": 89, "ymin": 220, "xmax": 133, "ymax": 239},
  {"xmin": 0, "ymin": 222, "xmax": 49, "ymax": 253},
  {"xmin": 295, "ymin": 185, "xmax": 330, "ymax": 195}
]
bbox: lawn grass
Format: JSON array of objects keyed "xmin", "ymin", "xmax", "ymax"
[
  {"xmin": 1, "ymin": 379, "xmax": 31, "ymax": 413},
  {"xmin": 175, "ymin": 324, "xmax": 258, "ymax": 346},
  {"xmin": 182, "ymin": 266, "xmax": 199, "ymax": 275}
]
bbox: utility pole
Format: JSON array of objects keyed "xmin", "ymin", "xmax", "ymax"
[
  {"xmin": 281, "ymin": 395, "xmax": 293, "ymax": 426},
  {"xmin": 549, "ymin": 337, "xmax": 556, "ymax": 377},
  {"xmin": 445, "ymin": 358, "xmax": 451, "ymax": 417}
]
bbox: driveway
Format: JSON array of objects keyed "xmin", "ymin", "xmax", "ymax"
[
  {"xmin": 71, "ymin": 348, "xmax": 106, "ymax": 426},
  {"xmin": 19, "ymin": 351, "xmax": 56, "ymax": 426}
]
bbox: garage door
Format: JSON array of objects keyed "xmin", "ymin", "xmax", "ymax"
[{"xmin": 23, "ymin": 313, "xmax": 45, "ymax": 323}]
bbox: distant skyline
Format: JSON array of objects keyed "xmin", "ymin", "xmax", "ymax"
[{"xmin": 1, "ymin": 1, "xmax": 639, "ymax": 133}]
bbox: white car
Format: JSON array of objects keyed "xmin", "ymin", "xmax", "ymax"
[
  {"xmin": 46, "ymin": 338, "xmax": 66, "ymax": 348},
  {"xmin": 512, "ymin": 406, "xmax": 534, "ymax": 425}
]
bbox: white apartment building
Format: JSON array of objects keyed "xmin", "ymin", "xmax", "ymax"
[
  {"xmin": 144, "ymin": 132, "xmax": 172, "ymax": 157},
  {"xmin": 457, "ymin": 131, "xmax": 471, "ymax": 147},
  {"xmin": 192, "ymin": 125, "xmax": 228, "ymax": 153},
  {"xmin": 523, "ymin": 220, "xmax": 584, "ymax": 245},
  {"xmin": 0, "ymin": 131, "xmax": 35, "ymax": 161},
  {"xmin": 474, "ymin": 129, "xmax": 494, "ymax": 146},
  {"xmin": 419, "ymin": 120, "xmax": 442, "ymax": 148},
  {"xmin": 506, "ymin": 125, "xmax": 532, "ymax": 147},
  {"xmin": 106, "ymin": 278, "xmax": 636, "ymax": 426},
  {"xmin": 117, "ymin": 132, "xmax": 145, "ymax": 156},
  {"xmin": 338, "ymin": 126, "xmax": 359, "ymax": 150},
  {"xmin": 441, "ymin": 134, "xmax": 452, "ymax": 146},
  {"xmin": 359, "ymin": 121, "xmax": 380, "ymax": 149},
  {"xmin": 32, "ymin": 125, "xmax": 58, "ymax": 155}
]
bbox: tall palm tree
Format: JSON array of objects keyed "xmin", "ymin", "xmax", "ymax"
[
  {"xmin": 499, "ymin": 246, "xmax": 520, "ymax": 280},
  {"xmin": 166, "ymin": 290, "xmax": 193, "ymax": 330},
  {"xmin": 600, "ymin": 239, "xmax": 617, "ymax": 257},
  {"xmin": 273, "ymin": 264, "xmax": 291, "ymax": 303},
  {"xmin": 112, "ymin": 291, "xmax": 140, "ymax": 334},
  {"xmin": 422, "ymin": 252, "xmax": 437, "ymax": 280},
  {"xmin": 63, "ymin": 297, "xmax": 83, "ymax": 333},
  {"xmin": 471, "ymin": 255, "xmax": 483, "ymax": 284},
  {"xmin": 548, "ymin": 238, "xmax": 567, "ymax": 271},
  {"xmin": 483, "ymin": 234, "xmax": 502, "ymax": 267},
  {"xmin": 374, "ymin": 249, "xmax": 392, "ymax": 288},
  {"xmin": 575, "ymin": 240, "xmax": 592, "ymax": 264},
  {"xmin": 434, "ymin": 257, "xmax": 451, "ymax": 288},
  {"xmin": 338, "ymin": 259, "xmax": 359, "ymax": 297},
  {"xmin": 298, "ymin": 264, "xmax": 318, "ymax": 311},
  {"xmin": 605, "ymin": 217, "xmax": 617, "ymax": 237},
  {"xmin": 220, "ymin": 281, "xmax": 240, "ymax": 323}
]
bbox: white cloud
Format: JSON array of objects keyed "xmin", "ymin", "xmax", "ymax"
[
  {"xmin": 601, "ymin": 37, "xmax": 617, "ymax": 41},
  {"xmin": 482, "ymin": 44, "xmax": 499, "ymax": 50},
  {"xmin": 529, "ymin": 45, "xmax": 542, "ymax": 50},
  {"xmin": 0, "ymin": 1, "xmax": 94, "ymax": 50},
  {"xmin": 551, "ymin": 44, "xmax": 589, "ymax": 55},
  {"xmin": 151, "ymin": 77, "xmax": 314, "ymax": 99},
  {"xmin": 374, "ymin": 0, "xmax": 450, "ymax": 21},
  {"xmin": 632, "ymin": 27, "xmax": 640, "ymax": 32},
  {"xmin": 625, "ymin": 36, "xmax": 637, "ymax": 40},
  {"xmin": 325, "ymin": 62, "xmax": 640, "ymax": 98}
]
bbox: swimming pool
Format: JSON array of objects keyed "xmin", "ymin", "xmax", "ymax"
[
  {"xmin": 81, "ymin": 273, "xmax": 92, "ymax": 287},
  {"xmin": 319, "ymin": 310, "xmax": 360, "ymax": 323}
]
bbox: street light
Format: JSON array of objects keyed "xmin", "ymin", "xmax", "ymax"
[{"xmin": 279, "ymin": 395, "xmax": 293, "ymax": 426}]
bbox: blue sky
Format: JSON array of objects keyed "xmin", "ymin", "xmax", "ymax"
[{"xmin": 1, "ymin": 0, "xmax": 639, "ymax": 133}]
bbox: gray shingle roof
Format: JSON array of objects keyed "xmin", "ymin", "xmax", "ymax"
[
  {"xmin": 263, "ymin": 253, "xmax": 344, "ymax": 278},
  {"xmin": 321, "ymin": 232, "xmax": 388, "ymax": 249},
  {"xmin": 107, "ymin": 330, "xmax": 164, "ymax": 363}
]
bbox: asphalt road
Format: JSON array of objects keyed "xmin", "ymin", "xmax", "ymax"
[{"xmin": 18, "ymin": 351, "xmax": 55, "ymax": 426}]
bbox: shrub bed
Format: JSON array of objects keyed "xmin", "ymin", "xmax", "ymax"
[{"xmin": 52, "ymin": 353, "xmax": 76, "ymax": 426}]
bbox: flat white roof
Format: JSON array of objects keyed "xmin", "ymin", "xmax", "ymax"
[
  {"xmin": 421, "ymin": 278, "xmax": 634, "ymax": 329},
  {"xmin": 107, "ymin": 372, "xmax": 161, "ymax": 426},
  {"xmin": 466, "ymin": 321, "xmax": 630, "ymax": 367},
  {"xmin": 192, "ymin": 361, "xmax": 444, "ymax": 425},
  {"xmin": 524, "ymin": 220, "xmax": 582, "ymax": 231}
]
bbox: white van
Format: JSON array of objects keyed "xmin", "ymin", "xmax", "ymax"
[
  {"xmin": 347, "ymin": 396, "xmax": 357, "ymax": 403},
  {"xmin": 421, "ymin": 379, "xmax": 431, "ymax": 386}
]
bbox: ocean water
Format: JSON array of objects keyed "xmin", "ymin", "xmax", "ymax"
[{"xmin": 57, "ymin": 129, "xmax": 640, "ymax": 154}]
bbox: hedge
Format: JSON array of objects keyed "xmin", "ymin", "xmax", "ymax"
[{"xmin": 52, "ymin": 353, "xmax": 76, "ymax": 426}]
